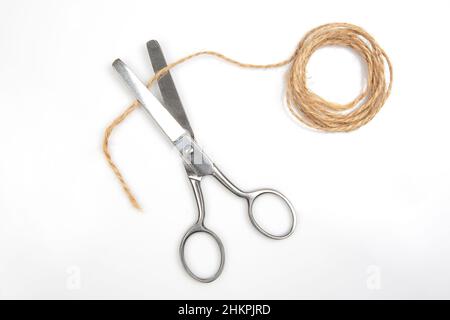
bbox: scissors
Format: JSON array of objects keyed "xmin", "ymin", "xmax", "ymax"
[{"xmin": 113, "ymin": 40, "xmax": 297, "ymax": 282}]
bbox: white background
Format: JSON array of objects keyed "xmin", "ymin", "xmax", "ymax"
[{"xmin": 0, "ymin": 0, "xmax": 449, "ymax": 299}]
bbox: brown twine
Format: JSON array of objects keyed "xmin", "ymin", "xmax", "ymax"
[{"xmin": 102, "ymin": 22, "xmax": 393, "ymax": 210}]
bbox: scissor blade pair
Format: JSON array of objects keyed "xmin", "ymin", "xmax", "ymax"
[
  {"xmin": 146, "ymin": 40, "xmax": 194, "ymax": 138},
  {"xmin": 112, "ymin": 59, "xmax": 187, "ymax": 143}
]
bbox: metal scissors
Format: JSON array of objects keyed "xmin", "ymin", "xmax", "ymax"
[{"xmin": 113, "ymin": 41, "xmax": 296, "ymax": 282}]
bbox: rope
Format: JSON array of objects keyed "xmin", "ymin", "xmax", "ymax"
[{"xmin": 102, "ymin": 22, "xmax": 393, "ymax": 210}]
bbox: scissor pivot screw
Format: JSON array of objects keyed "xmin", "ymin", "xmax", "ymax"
[{"xmin": 182, "ymin": 145, "xmax": 194, "ymax": 155}]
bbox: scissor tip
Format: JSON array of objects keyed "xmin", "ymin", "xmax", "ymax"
[
  {"xmin": 112, "ymin": 58, "xmax": 123, "ymax": 67},
  {"xmin": 147, "ymin": 40, "xmax": 160, "ymax": 49}
]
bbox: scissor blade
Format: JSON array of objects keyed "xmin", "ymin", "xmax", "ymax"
[
  {"xmin": 147, "ymin": 40, "xmax": 194, "ymax": 138},
  {"xmin": 113, "ymin": 59, "xmax": 186, "ymax": 143}
]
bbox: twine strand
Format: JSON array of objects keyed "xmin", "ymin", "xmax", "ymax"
[{"xmin": 102, "ymin": 23, "xmax": 392, "ymax": 210}]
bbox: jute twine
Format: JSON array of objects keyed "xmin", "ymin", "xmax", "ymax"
[{"xmin": 103, "ymin": 23, "xmax": 393, "ymax": 210}]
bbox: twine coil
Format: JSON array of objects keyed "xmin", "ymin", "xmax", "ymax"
[{"xmin": 103, "ymin": 22, "xmax": 393, "ymax": 210}]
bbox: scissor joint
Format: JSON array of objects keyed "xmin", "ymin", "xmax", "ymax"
[{"xmin": 175, "ymin": 134, "xmax": 214, "ymax": 177}]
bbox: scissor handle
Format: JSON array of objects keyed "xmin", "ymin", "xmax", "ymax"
[
  {"xmin": 180, "ymin": 175, "xmax": 225, "ymax": 283},
  {"xmin": 179, "ymin": 223, "xmax": 225, "ymax": 283},
  {"xmin": 246, "ymin": 188, "xmax": 296, "ymax": 240},
  {"xmin": 213, "ymin": 167, "xmax": 296, "ymax": 240}
]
